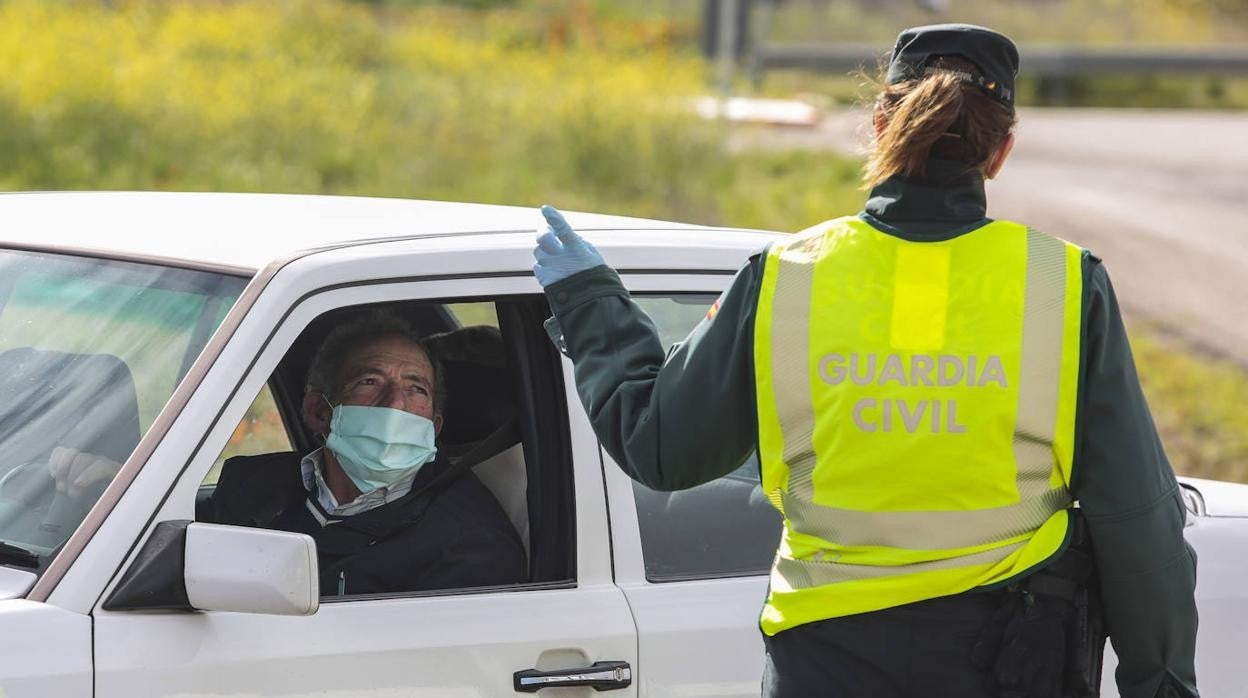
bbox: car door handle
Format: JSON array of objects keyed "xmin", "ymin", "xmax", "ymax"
[{"xmin": 513, "ymin": 660, "xmax": 632, "ymax": 692}]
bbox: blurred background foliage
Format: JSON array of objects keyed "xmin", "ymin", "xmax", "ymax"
[
  {"xmin": 1131, "ymin": 325, "xmax": 1248, "ymax": 484},
  {"xmin": 757, "ymin": 0, "xmax": 1248, "ymax": 44},
  {"xmin": 0, "ymin": 0, "xmax": 860, "ymax": 229},
  {"xmin": 1, "ymin": 0, "xmax": 1245, "ymax": 479},
  {"xmin": 3, "ymin": 0, "xmax": 1245, "ymax": 220}
]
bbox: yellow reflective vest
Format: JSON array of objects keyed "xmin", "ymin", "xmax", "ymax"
[{"xmin": 753, "ymin": 216, "xmax": 1084, "ymax": 635}]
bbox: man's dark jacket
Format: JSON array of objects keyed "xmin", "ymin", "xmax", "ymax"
[{"xmin": 205, "ymin": 451, "xmax": 527, "ymax": 596}]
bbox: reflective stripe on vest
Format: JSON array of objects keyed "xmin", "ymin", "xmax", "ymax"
[{"xmin": 753, "ymin": 217, "xmax": 1084, "ymax": 635}]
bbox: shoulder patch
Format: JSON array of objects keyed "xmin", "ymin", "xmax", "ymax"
[{"xmin": 706, "ymin": 297, "xmax": 722, "ymax": 321}]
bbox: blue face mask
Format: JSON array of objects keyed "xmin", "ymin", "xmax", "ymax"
[{"xmin": 324, "ymin": 403, "xmax": 438, "ymax": 494}]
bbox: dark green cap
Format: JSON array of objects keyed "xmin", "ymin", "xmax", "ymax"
[{"xmin": 885, "ymin": 24, "xmax": 1019, "ymax": 108}]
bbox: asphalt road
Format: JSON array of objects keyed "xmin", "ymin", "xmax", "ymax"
[{"xmin": 784, "ymin": 107, "xmax": 1248, "ymax": 363}]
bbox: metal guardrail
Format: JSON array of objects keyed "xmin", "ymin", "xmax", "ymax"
[{"xmin": 754, "ymin": 43, "xmax": 1248, "ymax": 77}]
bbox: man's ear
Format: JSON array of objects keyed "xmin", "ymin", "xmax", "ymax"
[
  {"xmin": 433, "ymin": 413, "xmax": 443, "ymax": 437},
  {"xmin": 984, "ymin": 132, "xmax": 1015, "ymax": 179},
  {"xmin": 303, "ymin": 391, "xmax": 331, "ymax": 437}
]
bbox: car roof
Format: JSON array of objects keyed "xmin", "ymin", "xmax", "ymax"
[{"xmin": 0, "ymin": 191, "xmax": 751, "ymax": 274}]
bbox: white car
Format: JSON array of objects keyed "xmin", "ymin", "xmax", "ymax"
[{"xmin": 0, "ymin": 192, "xmax": 1243, "ymax": 697}]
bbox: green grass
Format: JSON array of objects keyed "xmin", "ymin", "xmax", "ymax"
[
  {"xmin": 744, "ymin": 0, "xmax": 1248, "ymax": 109},
  {"xmin": 1130, "ymin": 324, "xmax": 1248, "ymax": 483},
  {"xmin": 509, "ymin": 0, "xmax": 1248, "ymax": 44},
  {"xmin": 757, "ymin": 0, "xmax": 1248, "ymax": 46},
  {"xmin": 753, "ymin": 70, "xmax": 1248, "ymax": 110},
  {"xmin": 1018, "ymin": 75, "xmax": 1248, "ymax": 110},
  {"xmin": 0, "ymin": 0, "xmax": 861, "ymax": 230}
]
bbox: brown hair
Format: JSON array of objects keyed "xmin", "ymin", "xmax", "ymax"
[{"xmin": 863, "ymin": 56, "xmax": 1016, "ymax": 189}]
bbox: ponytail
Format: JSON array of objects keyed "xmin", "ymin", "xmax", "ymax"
[{"xmin": 863, "ymin": 58, "xmax": 1016, "ymax": 189}]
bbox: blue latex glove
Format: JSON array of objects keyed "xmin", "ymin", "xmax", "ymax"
[{"xmin": 533, "ymin": 204, "xmax": 606, "ymax": 288}]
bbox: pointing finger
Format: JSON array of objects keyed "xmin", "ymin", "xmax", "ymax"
[{"xmin": 540, "ymin": 204, "xmax": 579, "ymax": 243}]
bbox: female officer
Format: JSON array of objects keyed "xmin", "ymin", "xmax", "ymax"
[{"xmin": 533, "ymin": 24, "xmax": 1197, "ymax": 698}]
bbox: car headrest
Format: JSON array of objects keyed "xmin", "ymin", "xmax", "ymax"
[
  {"xmin": 0, "ymin": 347, "xmax": 142, "ymax": 470},
  {"xmin": 422, "ymin": 325, "xmax": 517, "ymax": 449}
]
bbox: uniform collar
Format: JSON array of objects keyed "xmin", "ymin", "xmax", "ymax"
[{"xmin": 864, "ymin": 158, "xmax": 988, "ymax": 228}]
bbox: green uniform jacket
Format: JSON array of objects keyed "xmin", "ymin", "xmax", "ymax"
[{"xmin": 544, "ymin": 160, "xmax": 1199, "ymax": 698}]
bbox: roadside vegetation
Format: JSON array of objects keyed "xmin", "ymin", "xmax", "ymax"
[
  {"xmin": 1, "ymin": 0, "xmax": 1243, "ymax": 481},
  {"xmin": 754, "ymin": 0, "xmax": 1248, "ymax": 46},
  {"xmin": 1131, "ymin": 325, "xmax": 1248, "ymax": 484},
  {"xmin": 749, "ymin": 0, "xmax": 1248, "ymax": 109},
  {"xmin": 0, "ymin": 0, "xmax": 857, "ymax": 230}
]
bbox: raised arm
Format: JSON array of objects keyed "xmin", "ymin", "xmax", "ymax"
[{"xmin": 536, "ymin": 206, "xmax": 763, "ymax": 491}]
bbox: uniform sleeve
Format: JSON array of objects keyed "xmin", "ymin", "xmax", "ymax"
[
  {"xmin": 543, "ymin": 255, "xmax": 765, "ymax": 491},
  {"xmin": 1073, "ymin": 258, "xmax": 1199, "ymax": 698}
]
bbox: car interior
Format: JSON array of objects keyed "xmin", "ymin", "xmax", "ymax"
[
  {"xmin": 195, "ymin": 297, "xmax": 576, "ymax": 592},
  {"xmin": 0, "ymin": 248, "xmax": 246, "ymax": 562},
  {"xmin": 0, "ymin": 348, "xmax": 143, "ymax": 552}
]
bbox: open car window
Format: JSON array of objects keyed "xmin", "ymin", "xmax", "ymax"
[
  {"xmin": 195, "ymin": 297, "xmax": 574, "ymax": 599},
  {"xmin": 0, "ymin": 249, "xmax": 245, "ymax": 568}
]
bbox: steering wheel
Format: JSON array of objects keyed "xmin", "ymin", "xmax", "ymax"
[
  {"xmin": 0, "ymin": 460, "xmax": 108, "ymax": 549},
  {"xmin": 40, "ymin": 479, "xmax": 106, "ymax": 546}
]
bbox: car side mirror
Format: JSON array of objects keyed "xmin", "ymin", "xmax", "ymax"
[
  {"xmin": 104, "ymin": 521, "xmax": 319, "ymax": 616},
  {"xmin": 1180, "ymin": 483, "xmax": 1206, "ymax": 524}
]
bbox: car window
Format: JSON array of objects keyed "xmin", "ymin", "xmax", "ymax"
[
  {"xmin": 446, "ymin": 302, "xmax": 499, "ymax": 328},
  {"xmin": 196, "ymin": 298, "xmax": 573, "ymax": 598},
  {"xmin": 633, "ymin": 296, "xmax": 714, "ymax": 349},
  {"xmin": 0, "ymin": 249, "xmax": 245, "ymax": 561},
  {"xmin": 630, "ymin": 294, "xmax": 782, "ymax": 581},
  {"xmin": 204, "ymin": 384, "xmax": 293, "ymax": 487}
]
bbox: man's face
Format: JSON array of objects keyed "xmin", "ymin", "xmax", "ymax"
[{"xmin": 331, "ymin": 334, "xmax": 442, "ymax": 433}]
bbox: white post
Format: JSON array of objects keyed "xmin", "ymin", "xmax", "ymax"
[{"xmin": 716, "ymin": 0, "xmax": 739, "ymax": 103}]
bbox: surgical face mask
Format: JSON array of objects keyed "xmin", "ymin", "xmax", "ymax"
[{"xmin": 323, "ymin": 403, "xmax": 438, "ymax": 494}]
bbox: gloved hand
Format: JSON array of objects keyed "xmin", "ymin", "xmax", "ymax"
[{"xmin": 533, "ymin": 204, "xmax": 605, "ymax": 288}]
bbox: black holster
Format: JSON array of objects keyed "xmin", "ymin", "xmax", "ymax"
[
  {"xmin": 1055, "ymin": 512, "xmax": 1107, "ymax": 698},
  {"xmin": 973, "ymin": 510, "xmax": 1107, "ymax": 698}
]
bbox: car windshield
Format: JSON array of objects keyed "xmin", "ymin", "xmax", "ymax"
[{"xmin": 0, "ymin": 249, "xmax": 247, "ymax": 568}]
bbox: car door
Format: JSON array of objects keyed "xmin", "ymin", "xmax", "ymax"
[
  {"xmin": 86, "ymin": 240, "xmax": 638, "ymax": 697},
  {"xmin": 602, "ymin": 275, "xmax": 778, "ymax": 697}
]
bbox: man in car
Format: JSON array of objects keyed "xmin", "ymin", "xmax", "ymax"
[
  {"xmin": 210, "ymin": 309, "xmax": 527, "ymax": 595},
  {"xmin": 55, "ymin": 309, "xmax": 527, "ymax": 595}
]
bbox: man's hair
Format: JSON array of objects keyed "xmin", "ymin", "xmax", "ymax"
[{"xmin": 305, "ymin": 308, "xmax": 447, "ymax": 416}]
